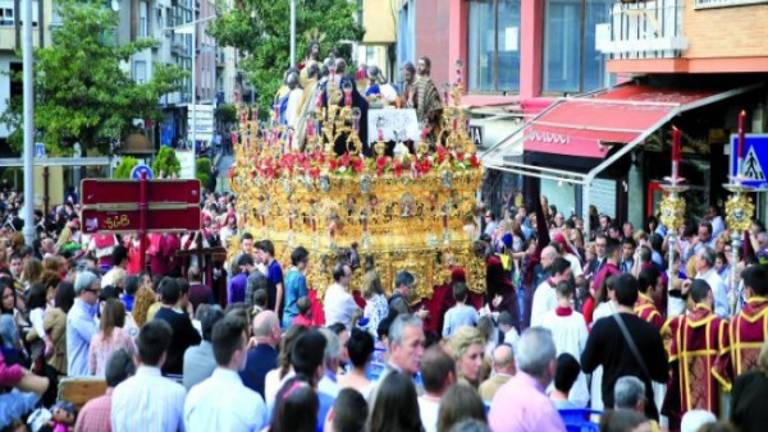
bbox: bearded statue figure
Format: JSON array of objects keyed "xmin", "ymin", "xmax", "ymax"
[{"xmin": 414, "ymin": 56, "xmax": 443, "ymax": 129}]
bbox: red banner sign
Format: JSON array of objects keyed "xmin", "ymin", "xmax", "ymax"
[
  {"xmin": 81, "ymin": 179, "xmax": 201, "ymax": 206},
  {"xmin": 81, "ymin": 207, "xmax": 201, "ymax": 234}
]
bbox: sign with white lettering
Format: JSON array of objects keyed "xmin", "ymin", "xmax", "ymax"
[{"xmin": 367, "ymin": 109, "xmax": 420, "ymax": 145}]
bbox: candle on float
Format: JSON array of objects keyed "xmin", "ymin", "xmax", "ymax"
[
  {"xmin": 738, "ymin": 110, "xmax": 746, "ymax": 160},
  {"xmin": 671, "ymin": 126, "xmax": 681, "ymax": 180},
  {"xmin": 307, "ymin": 120, "xmax": 315, "ymax": 137}
]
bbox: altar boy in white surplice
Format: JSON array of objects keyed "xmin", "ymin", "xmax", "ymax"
[{"xmin": 541, "ymin": 280, "xmax": 590, "ymax": 408}]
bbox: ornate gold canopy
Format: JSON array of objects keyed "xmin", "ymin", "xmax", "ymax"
[{"xmin": 229, "ymin": 76, "xmax": 485, "ymax": 299}]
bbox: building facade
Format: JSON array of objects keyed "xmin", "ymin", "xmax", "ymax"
[{"xmin": 397, "ymin": 0, "xmax": 768, "ymax": 229}]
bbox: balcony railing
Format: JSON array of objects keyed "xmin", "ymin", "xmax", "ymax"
[
  {"xmin": 694, "ymin": 0, "xmax": 768, "ymax": 9},
  {"xmin": 596, "ymin": 0, "xmax": 688, "ymax": 60}
]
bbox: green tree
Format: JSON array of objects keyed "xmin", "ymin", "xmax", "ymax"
[
  {"xmin": 0, "ymin": 0, "xmax": 185, "ymax": 156},
  {"xmin": 152, "ymin": 146, "xmax": 181, "ymax": 178},
  {"xmin": 208, "ymin": 0, "xmax": 364, "ymax": 115},
  {"xmin": 196, "ymin": 157, "xmax": 211, "ymax": 187},
  {"xmin": 113, "ymin": 156, "xmax": 139, "ymax": 179}
]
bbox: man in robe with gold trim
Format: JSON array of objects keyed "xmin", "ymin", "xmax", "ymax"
[
  {"xmin": 636, "ymin": 267, "xmax": 665, "ymax": 330},
  {"xmin": 723, "ymin": 264, "xmax": 768, "ymax": 377},
  {"xmin": 661, "ymin": 279, "xmax": 730, "ymax": 427}
]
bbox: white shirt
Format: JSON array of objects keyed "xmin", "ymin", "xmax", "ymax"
[
  {"xmin": 264, "ymin": 368, "xmax": 294, "ymax": 414},
  {"xmin": 696, "ymin": 268, "xmax": 729, "ymax": 318},
  {"xmin": 530, "ymin": 280, "xmax": 558, "ymax": 327},
  {"xmin": 418, "ymin": 395, "xmax": 440, "ymax": 432},
  {"xmin": 541, "ymin": 308, "xmax": 590, "ymax": 408},
  {"xmin": 112, "ymin": 365, "xmax": 186, "ymax": 432},
  {"xmin": 184, "ymin": 367, "xmax": 267, "ymax": 432},
  {"xmin": 324, "ymin": 283, "xmax": 358, "ymax": 329},
  {"xmin": 564, "ymin": 253, "xmax": 583, "ymax": 278}
]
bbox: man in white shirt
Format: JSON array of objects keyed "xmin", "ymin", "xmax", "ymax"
[
  {"xmin": 111, "ymin": 320, "xmax": 186, "ymax": 432},
  {"xmin": 418, "ymin": 346, "xmax": 456, "ymax": 432},
  {"xmin": 323, "ymin": 263, "xmax": 359, "ymax": 329},
  {"xmin": 184, "ymin": 315, "xmax": 268, "ymax": 432},
  {"xmin": 694, "ymin": 247, "xmax": 729, "ymax": 317},
  {"xmin": 531, "ymin": 257, "xmax": 572, "ymax": 327},
  {"xmin": 540, "ymin": 281, "xmax": 589, "ymax": 408}
]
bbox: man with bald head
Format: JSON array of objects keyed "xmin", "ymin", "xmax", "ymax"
[
  {"xmin": 239, "ymin": 310, "xmax": 281, "ymax": 397},
  {"xmin": 479, "ymin": 344, "xmax": 516, "ymax": 402}
]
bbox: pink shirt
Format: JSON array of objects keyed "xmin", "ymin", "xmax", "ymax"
[
  {"xmin": 88, "ymin": 327, "xmax": 136, "ymax": 377},
  {"xmin": 488, "ymin": 371, "xmax": 566, "ymax": 432}
]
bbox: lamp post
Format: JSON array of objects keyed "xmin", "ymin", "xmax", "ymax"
[
  {"xmin": 169, "ymin": 14, "xmax": 216, "ymax": 168},
  {"xmin": 22, "ymin": 0, "xmax": 34, "ymax": 246},
  {"xmin": 290, "ymin": 0, "xmax": 296, "ymax": 67}
]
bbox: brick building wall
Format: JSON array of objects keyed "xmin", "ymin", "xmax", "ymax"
[{"xmin": 685, "ymin": 3, "xmax": 768, "ymax": 58}]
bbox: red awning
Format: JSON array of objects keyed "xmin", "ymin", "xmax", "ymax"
[{"xmin": 523, "ymin": 84, "xmax": 723, "ymax": 159}]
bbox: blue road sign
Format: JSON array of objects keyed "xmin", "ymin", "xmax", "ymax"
[
  {"xmin": 730, "ymin": 134, "xmax": 768, "ymax": 190},
  {"xmin": 130, "ymin": 163, "xmax": 154, "ymax": 180}
]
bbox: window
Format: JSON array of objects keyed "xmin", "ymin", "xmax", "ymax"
[
  {"xmin": 543, "ymin": 0, "xmax": 611, "ymax": 94},
  {"xmin": 396, "ymin": 0, "xmax": 416, "ymax": 72},
  {"xmin": 139, "ymin": 1, "xmax": 148, "ymax": 37},
  {"xmin": 467, "ymin": 0, "xmax": 520, "ymax": 93},
  {"xmin": 0, "ymin": 7, "xmax": 13, "ymax": 26},
  {"xmin": 133, "ymin": 60, "xmax": 147, "ymax": 84}
]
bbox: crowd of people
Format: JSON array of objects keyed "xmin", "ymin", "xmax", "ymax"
[{"xmin": 2, "ymin": 186, "xmax": 768, "ymax": 432}]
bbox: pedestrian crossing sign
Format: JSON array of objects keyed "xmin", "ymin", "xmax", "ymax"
[{"xmin": 731, "ymin": 134, "xmax": 768, "ymax": 190}]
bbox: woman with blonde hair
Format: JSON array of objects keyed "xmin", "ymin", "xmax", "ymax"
[
  {"xmin": 20, "ymin": 258, "xmax": 43, "ymax": 288},
  {"xmin": 448, "ymin": 326, "xmax": 486, "ymax": 388},
  {"xmin": 362, "ymin": 263, "xmax": 388, "ymax": 337}
]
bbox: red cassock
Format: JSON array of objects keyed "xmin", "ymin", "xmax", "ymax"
[
  {"xmin": 726, "ymin": 296, "xmax": 768, "ymax": 377},
  {"xmin": 635, "ymin": 292, "xmax": 664, "ymax": 330},
  {"xmin": 662, "ymin": 304, "xmax": 730, "ymax": 418}
]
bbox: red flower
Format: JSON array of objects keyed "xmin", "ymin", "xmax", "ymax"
[
  {"xmin": 393, "ymin": 160, "xmax": 403, "ymax": 177},
  {"xmin": 309, "ymin": 167, "xmax": 320, "ymax": 178},
  {"xmin": 455, "ymin": 151, "xmax": 465, "ymax": 162},
  {"xmin": 328, "ymin": 158, "xmax": 338, "ymax": 171},
  {"xmin": 436, "ymin": 146, "xmax": 447, "ymax": 164},
  {"xmin": 352, "ymin": 158, "xmax": 363, "ymax": 173},
  {"xmin": 469, "ymin": 154, "xmax": 479, "ymax": 168},
  {"xmin": 376, "ymin": 156, "xmax": 388, "ymax": 176},
  {"xmin": 339, "ymin": 152, "xmax": 351, "ymax": 167}
]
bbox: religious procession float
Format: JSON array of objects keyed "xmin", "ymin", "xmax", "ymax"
[{"xmin": 229, "ymin": 53, "xmax": 485, "ymax": 299}]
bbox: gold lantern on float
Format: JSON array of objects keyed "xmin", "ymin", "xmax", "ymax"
[{"xmin": 229, "ymin": 65, "xmax": 485, "ymax": 300}]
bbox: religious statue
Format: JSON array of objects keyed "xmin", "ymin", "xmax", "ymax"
[
  {"xmin": 400, "ymin": 62, "xmax": 417, "ymax": 110},
  {"xmin": 275, "ymin": 68, "xmax": 304, "ymax": 134},
  {"xmin": 299, "ymin": 33, "xmax": 322, "ymax": 88},
  {"xmin": 364, "ymin": 65, "xmax": 398, "ymax": 107},
  {"xmin": 414, "ymin": 56, "xmax": 443, "ymax": 130},
  {"xmin": 294, "ymin": 63, "xmax": 322, "ymax": 149}
]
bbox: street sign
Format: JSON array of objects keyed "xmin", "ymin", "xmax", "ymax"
[
  {"xmin": 469, "ymin": 124, "xmax": 484, "ymax": 148},
  {"xmin": 34, "ymin": 142, "xmax": 46, "ymax": 158},
  {"xmin": 130, "ymin": 163, "xmax": 154, "ymax": 180},
  {"xmin": 730, "ymin": 134, "xmax": 768, "ymax": 189},
  {"xmin": 81, "ymin": 206, "xmax": 201, "ymax": 234},
  {"xmin": 81, "ymin": 179, "xmax": 201, "ymax": 206}
]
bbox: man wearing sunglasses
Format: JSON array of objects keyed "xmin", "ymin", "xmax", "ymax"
[{"xmin": 66, "ymin": 270, "xmax": 100, "ymax": 376}]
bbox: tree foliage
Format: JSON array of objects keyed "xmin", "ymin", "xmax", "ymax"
[
  {"xmin": 208, "ymin": 0, "xmax": 364, "ymax": 115},
  {"xmin": 215, "ymin": 104, "xmax": 238, "ymax": 128},
  {"xmin": 0, "ymin": 0, "xmax": 185, "ymax": 156},
  {"xmin": 113, "ymin": 156, "xmax": 139, "ymax": 179},
  {"xmin": 152, "ymin": 146, "xmax": 181, "ymax": 178},
  {"xmin": 196, "ymin": 157, "xmax": 211, "ymax": 187}
]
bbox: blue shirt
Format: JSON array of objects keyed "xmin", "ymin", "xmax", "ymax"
[
  {"xmin": 266, "ymin": 260, "xmax": 284, "ymax": 312},
  {"xmin": 281, "ymin": 268, "xmax": 308, "ymax": 328},
  {"xmin": 442, "ymin": 304, "xmax": 479, "ymax": 338},
  {"xmin": 66, "ymin": 298, "xmax": 98, "ymax": 376},
  {"xmin": 121, "ymin": 294, "xmax": 135, "ymax": 312},
  {"xmin": 239, "ymin": 344, "xmax": 278, "ymax": 398},
  {"xmin": 228, "ymin": 273, "xmax": 248, "ymax": 305}
]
